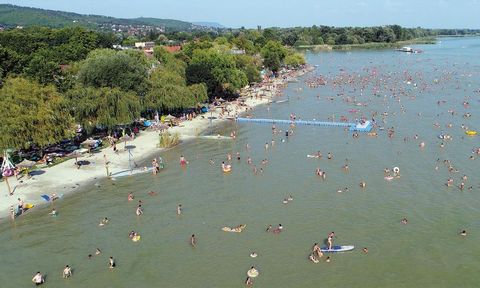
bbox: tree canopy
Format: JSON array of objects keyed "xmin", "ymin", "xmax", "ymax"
[
  {"xmin": 77, "ymin": 49, "xmax": 150, "ymax": 95},
  {"xmin": 66, "ymin": 86, "xmax": 141, "ymax": 132},
  {"xmin": 0, "ymin": 77, "xmax": 74, "ymax": 149},
  {"xmin": 186, "ymin": 49, "xmax": 248, "ymax": 99}
]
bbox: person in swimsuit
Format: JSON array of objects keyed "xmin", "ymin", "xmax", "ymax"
[
  {"xmin": 32, "ymin": 272, "xmax": 44, "ymax": 285},
  {"xmin": 190, "ymin": 234, "xmax": 197, "ymax": 248},
  {"xmin": 62, "ymin": 265, "xmax": 72, "ymax": 278},
  {"xmin": 327, "ymin": 232, "xmax": 335, "ymax": 250},
  {"xmin": 177, "ymin": 204, "xmax": 182, "ymax": 215},
  {"xmin": 109, "ymin": 257, "xmax": 116, "ymax": 269}
]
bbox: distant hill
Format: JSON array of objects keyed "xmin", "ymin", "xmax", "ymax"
[
  {"xmin": 0, "ymin": 4, "xmax": 194, "ymax": 31},
  {"xmin": 193, "ymin": 22, "xmax": 225, "ymax": 28}
]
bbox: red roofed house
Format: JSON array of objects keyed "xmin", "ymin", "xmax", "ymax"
[{"xmin": 163, "ymin": 45, "xmax": 182, "ymax": 53}]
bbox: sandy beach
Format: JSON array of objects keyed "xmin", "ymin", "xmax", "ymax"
[{"xmin": 0, "ymin": 66, "xmax": 312, "ymax": 220}]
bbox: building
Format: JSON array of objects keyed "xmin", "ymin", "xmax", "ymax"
[{"xmin": 134, "ymin": 42, "xmax": 155, "ymax": 49}]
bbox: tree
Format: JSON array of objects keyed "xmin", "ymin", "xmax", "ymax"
[
  {"xmin": 284, "ymin": 53, "xmax": 306, "ymax": 68},
  {"xmin": 77, "ymin": 49, "xmax": 149, "ymax": 95},
  {"xmin": 0, "ymin": 77, "xmax": 74, "ymax": 150},
  {"xmin": 186, "ymin": 49, "xmax": 248, "ymax": 99},
  {"xmin": 67, "ymin": 86, "xmax": 141, "ymax": 132},
  {"xmin": 261, "ymin": 41, "xmax": 287, "ymax": 72},
  {"xmin": 144, "ymin": 69, "xmax": 207, "ymax": 112}
]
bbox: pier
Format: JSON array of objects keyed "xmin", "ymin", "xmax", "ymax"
[{"xmin": 236, "ymin": 118, "xmax": 373, "ymax": 132}]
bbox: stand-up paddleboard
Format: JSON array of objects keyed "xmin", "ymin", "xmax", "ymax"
[
  {"xmin": 320, "ymin": 245, "xmax": 354, "ymax": 252},
  {"xmin": 110, "ymin": 167, "xmax": 154, "ymax": 179},
  {"xmin": 40, "ymin": 194, "xmax": 64, "ymax": 202},
  {"xmin": 307, "ymin": 154, "xmax": 320, "ymax": 158}
]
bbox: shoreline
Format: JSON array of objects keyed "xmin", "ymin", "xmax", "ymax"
[{"xmin": 0, "ymin": 66, "xmax": 313, "ymax": 220}]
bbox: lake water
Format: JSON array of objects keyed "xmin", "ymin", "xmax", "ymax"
[{"xmin": 1, "ymin": 37, "xmax": 479, "ymax": 288}]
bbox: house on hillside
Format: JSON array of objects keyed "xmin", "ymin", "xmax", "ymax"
[
  {"xmin": 163, "ymin": 45, "xmax": 182, "ymax": 53},
  {"xmin": 135, "ymin": 42, "xmax": 155, "ymax": 49}
]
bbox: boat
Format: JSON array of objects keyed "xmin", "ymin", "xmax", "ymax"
[{"xmin": 395, "ymin": 46, "xmax": 422, "ymax": 53}]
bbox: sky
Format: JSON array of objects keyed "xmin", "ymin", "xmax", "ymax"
[{"xmin": 4, "ymin": 0, "xmax": 480, "ymax": 29}]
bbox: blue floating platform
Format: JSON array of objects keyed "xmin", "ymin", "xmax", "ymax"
[{"xmin": 236, "ymin": 118, "xmax": 372, "ymax": 132}]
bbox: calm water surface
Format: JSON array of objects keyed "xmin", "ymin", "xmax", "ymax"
[{"xmin": 1, "ymin": 37, "xmax": 479, "ymax": 288}]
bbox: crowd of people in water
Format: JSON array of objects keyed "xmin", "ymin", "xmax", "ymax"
[{"xmin": 18, "ymin": 52, "xmax": 480, "ymax": 287}]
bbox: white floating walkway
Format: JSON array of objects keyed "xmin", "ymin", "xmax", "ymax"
[{"xmin": 236, "ymin": 118, "xmax": 373, "ymax": 132}]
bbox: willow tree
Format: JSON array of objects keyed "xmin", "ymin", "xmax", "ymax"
[
  {"xmin": 144, "ymin": 69, "xmax": 207, "ymax": 112},
  {"xmin": 77, "ymin": 49, "xmax": 149, "ymax": 95},
  {"xmin": 0, "ymin": 77, "xmax": 74, "ymax": 150},
  {"xmin": 67, "ymin": 86, "xmax": 141, "ymax": 132}
]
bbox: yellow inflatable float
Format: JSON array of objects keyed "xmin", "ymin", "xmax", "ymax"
[
  {"xmin": 465, "ymin": 130, "xmax": 477, "ymax": 136},
  {"xmin": 221, "ymin": 224, "xmax": 246, "ymax": 233}
]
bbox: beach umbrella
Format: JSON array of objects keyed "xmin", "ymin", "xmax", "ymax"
[
  {"xmin": 16, "ymin": 159, "xmax": 36, "ymax": 169},
  {"xmin": 81, "ymin": 139, "xmax": 98, "ymax": 146}
]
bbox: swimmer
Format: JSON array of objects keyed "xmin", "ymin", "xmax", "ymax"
[
  {"xmin": 359, "ymin": 181, "xmax": 366, "ymax": 188},
  {"xmin": 309, "ymin": 253, "xmax": 319, "ymax": 263},
  {"xmin": 95, "ymin": 248, "xmax": 101, "ymax": 255},
  {"xmin": 272, "ymin": 224, "xmax": 283, "ymax": 234},
  {"xmin": 327, "ymin": 152, "xmax": 333, "ymax": 160},
  {"xmin": 177, "ymin": 204, "xmax": 182, "ymax": 215},
  {"xmin": 363, "ymin": 247, "xmax": 368, "ymax": 254},
  {"xmin": 247, "ymin": 266, "xmax": 259, "ymax": 276},
  {"xmin": 129, "ymin": 230, "xmax": 135, "ymax": 238},
  {"xmin": 190, "ymin": 234, "xmax": 197, "ymax": 248},
  {"xmin": 136, "ymin": 205, "xmax": 143, "ymax": 216},
  {"xmin": 109, "ymin": 257, "xmax": 116, "ymax": 269},
  {"xmin": 127, "ymin": 193, "xmax": 134, "ymax": 201},
  {"xmin": 460, "ymin": 230, "xmax": 467, "ymax": 236},
  {"xmin": 312, "ymin": 243, "xmax": 323, "ymax": 258},
  {"xmin": 62, "ymin": 265, "xmax": 72, "ymax": 278},
  {"xmin": 180, "ymin": 155, "xmax": 187, "ymax": 165},
  {"xmin": 282, "ymin": 198, "xmax": 288, "ymax": 204},
  {"xmin": 401, "ymin": 218, "xmax": 408, "ymax": 224},
  {"xmin": 245, "ymin": 277, "xmax": 254, "ymax": 286},
  {"xmin": 88, "ymin": 254, "xmax": 92, "ymax": 259},
  {"xmin": 148, "ymin": 191, "xmax": 158, "ymax": 196},
  {"xmin": 99, "ymin": 217, "xmax": 109, "ymax": 226},
  {"xmin": 32, "ymin": 271, "xmax": 45, "ymax": 285},
  {"xmin": 325, "ymin": 256, "xmax": 331, "ymax": 263},
  {"xmin": 250, "ymin": 252, "xmax": 258, "ymax": 258},
  {"xmin": 49, "ymin": 208, "xmax": 58, "ymax": 216},
  {"xmin": 265, "ymin": 224, "xmax": 272, "ymax": 232},
  {"xmin": 287, "ymin": 195, "xmax": 293, "ymax": 201}
]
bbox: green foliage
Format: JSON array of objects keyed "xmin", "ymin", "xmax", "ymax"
[
  {"xmin": 284, "ymin": 53, "xmax": 306, "ymax": 68},
  {"xmin": 0, "ymin": 77, "xmax": 74, "ymax": 149},
  {"xmin": 233, "ymin": 54, "xmax": 261, "ymax": 83},
  {"xmin": 0, "ymin": 4, "xmax": 193, "ymax": 31},
  {"xmin": 186, "ymin": 49, "xmax": 248, "ymax": 99},
  {"xmin": 261, "ymin": 41, "xmax": 287, "ymax": 72},
  {"xmin": 158, "ymin": 132, "xmax": 180, "ymax": 148},
  {"xmin": 66, "ymin": 86, "xmax": 141, "ymax": 132},
  {"xmin": 77, "ymin": 49, "xmax": 149, "ymax": 94},
  {"xmin": 144, "ymin": 69, "xmax": 207, "ymax": 112}
]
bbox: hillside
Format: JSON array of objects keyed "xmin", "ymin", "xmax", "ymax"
[{"xmin": 0, "ymin": 4, "xmax": 194, "ymax": 31}]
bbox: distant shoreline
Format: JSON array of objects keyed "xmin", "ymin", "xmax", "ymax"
[{"xmin": 296, "ymin": 37, "xmax": 437, "ymax": 51}]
